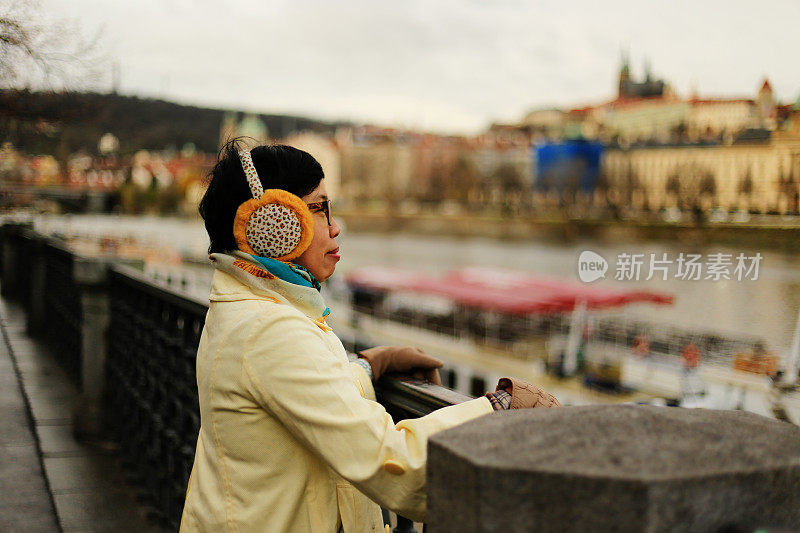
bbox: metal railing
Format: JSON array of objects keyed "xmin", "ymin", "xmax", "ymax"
[
  {"xmin": 42, "ymin": 238, "xmax": 82, "ymax": 384},
  {"xmin": 107, "ymin": 264, "xmax": 207, "ymax": 527},
  {"xmin": 0, "ymin": 224, "xmax": 83, "ymax": 383},
  {"xmin": 0, "ymin": 224, "xmax": 466, "ymax": 532}
]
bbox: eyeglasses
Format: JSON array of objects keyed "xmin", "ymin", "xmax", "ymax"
[{"xmin": 306, "ymin": 200, "xmax": 332, "ymax": 226}]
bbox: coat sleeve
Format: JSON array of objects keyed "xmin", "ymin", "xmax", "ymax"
[{"xmin": 240, "ymin": 310, "xmax": 492, "ymax": 522}]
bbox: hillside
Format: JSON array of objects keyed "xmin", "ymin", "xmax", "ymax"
[{"xmin": 0, "ymin": 90, "xmax": 344, "ymax": 155}]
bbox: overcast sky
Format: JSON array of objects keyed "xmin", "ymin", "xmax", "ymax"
[{"xmin": 35, "ymin": 0, "xmax": 800, "ymax": 134}]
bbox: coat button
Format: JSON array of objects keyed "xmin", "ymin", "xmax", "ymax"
[{"xmin": 383, "ymin": 460, "xmax": 406, "ymax": 475}]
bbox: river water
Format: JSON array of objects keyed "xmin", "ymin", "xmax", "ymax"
[{"xmin": 23, "ymin": 213, "xmax": 800, "ymax": 355}]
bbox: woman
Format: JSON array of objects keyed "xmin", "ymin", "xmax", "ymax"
[{"xmin": 180, "ymin": 140, "xmax": 559, "ymax": 532}]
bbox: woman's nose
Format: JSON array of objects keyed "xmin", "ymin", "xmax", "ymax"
[{"xmin": 329, "ymin": 217, "xmax": 341, "ymax": 238}]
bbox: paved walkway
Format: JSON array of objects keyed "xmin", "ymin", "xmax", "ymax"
[{"xmin": 0, "ymin": 295, "xmax": 166, "ymax": 532}]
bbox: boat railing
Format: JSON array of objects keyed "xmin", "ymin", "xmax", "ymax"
[
  {"xmin": 351, "ymin": 301, "xmax": 552, "ymax": 360},
  {"xmin": 351, "ymin": 294, "xmax": 767, "ymax": 372}
]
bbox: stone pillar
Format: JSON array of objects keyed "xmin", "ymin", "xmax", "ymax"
[
  {"xmin": 73, "ymin": 256, "xmax": 112, "ymax": 440},
  {"xmin": 427, "ymin": 405, "xmax": 800, "ymax": 533},
  {"xmin": 85, "ymin": 191, "xmax": 107, "ymax": 213},
  {"xmin": 0, "ymin": 223, "xmax": 31, "ymax": 298}
]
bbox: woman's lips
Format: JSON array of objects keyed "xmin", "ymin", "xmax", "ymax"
[{"xmin": 326, "ymin": 247, "xmax": 340, "ymax": 260}]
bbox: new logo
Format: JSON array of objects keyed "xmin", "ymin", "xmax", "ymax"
[{"xmin": 578, "ymin": 250, "xmax": 608, "ymax": 283}]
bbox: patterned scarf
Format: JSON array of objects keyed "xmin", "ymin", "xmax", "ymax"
[{"xmin": 210, "ymin": 251, "xmax": 331, "ymax": 327}]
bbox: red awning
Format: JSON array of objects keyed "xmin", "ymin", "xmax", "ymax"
[{"xmin": 345, "ymin": 266, "xmax": 673, "ymax": 315}]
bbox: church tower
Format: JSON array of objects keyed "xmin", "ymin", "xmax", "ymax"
[
  {"xmin": 618, "ymin": 52, "xmax": 631, "ymax": 99},
  {"xmin": 757, "ymin": 79, "xmax": 776, "ymax": 130}
]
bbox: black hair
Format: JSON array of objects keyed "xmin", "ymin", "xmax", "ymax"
[{"xmin": 199, "ymin": 138, "xmax": 325, "ymax": 253}]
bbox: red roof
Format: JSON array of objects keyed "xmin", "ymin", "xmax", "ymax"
[
  {"xmin": 346, "ymin": 266, "xmax": 674, "ymax": 315},
  {"xmin": 567, "ymin": 106, "xmax": 594, "ymax": 117},
  {"xmin": 688, "ymin": 98, "xmax": 753, "ymax": 105},
  {"xmin": 760, "ymin": 79, "xmax": 772, "ymax": 92},
  {"xmin": 603, "ymin": 95, "xmax": 680, "ymax": 111}
]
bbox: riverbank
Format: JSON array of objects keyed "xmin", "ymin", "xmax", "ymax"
[{"xmin": 337, "ymin": 210, "xmax": 800, "ymax": 253}]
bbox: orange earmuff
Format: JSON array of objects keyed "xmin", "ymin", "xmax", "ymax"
[{"xmin": 233, "ymin": 150, "xmax": 314, "ymax": 261}]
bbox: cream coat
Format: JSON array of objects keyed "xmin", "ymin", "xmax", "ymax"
[{"xmin": 180, "ymin": 260, "xmax": 492, "ymax": 533}]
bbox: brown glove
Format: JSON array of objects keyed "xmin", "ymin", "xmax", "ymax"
[
  {"xmin": 358, "ymin": 346, "xmax": 443, "ymax": 385},
  {"xmin": 496, "ymin": 377, "xmax": 561, "ymax": 409}
]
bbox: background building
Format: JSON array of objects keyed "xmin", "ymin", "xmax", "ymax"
[{"xmin": 602, "ymin": 109, "xmax": 800, "ymax": 215}]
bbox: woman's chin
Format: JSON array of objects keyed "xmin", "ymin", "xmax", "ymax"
[{"xmin": 314, "ymin": 264, "xmax": 336, "ymax": 283}]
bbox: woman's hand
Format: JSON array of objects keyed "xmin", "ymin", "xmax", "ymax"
[
  {"xmin": 358, "ymin": 346, "xmax": 443, "ymax": 385},
  {"xmin": 494, "ymin": 377, "xmax": 561, "ymax": 409}
]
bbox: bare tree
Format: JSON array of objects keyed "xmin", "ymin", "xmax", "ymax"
[
  {"xmin": 0, "ymin": 0, "xmax": 106, "ymax": 89},
  {"xmin": 492, "ymin": 162, "xmax": 524, "ymax": 214},
  {"xmin": 664, "ymin": 163, "xmax": 717, "ymax": 211},
  {"xmin": 446, "ymin": 155, "xmax": 478, "ymax": 205},
  {"xmin": 738, "ymin": 168, "xmax": 754, "ymax": 212},
  {"xmin": 777, "ymin": 168, "xmax": 798, "ymax": 214},
  {"xmin": 665, "ymin": 173, "xmax": 681, "ymax": 198},
  {"xmin": 619, "ymin": 161, "xmax": 640, "ymax": 207}
]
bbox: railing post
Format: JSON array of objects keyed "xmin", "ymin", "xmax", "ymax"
[
  {"xmin": 393, "ymin": 516, "xmax": 416, "ymax": 532},
  {"xmin": 73, "ymin": 256, "xmax": 112, "ymax": 440},
  {"xmin": 0, "ymin": 223, "xmax": 30, "ymax": 298},
  {"xmin": 26, "ymin": 236, "xmax": 48, "ymax": 336},
  {"xmin": 0, "ymin": 226, "xmax": 14, "ymax": 295}
]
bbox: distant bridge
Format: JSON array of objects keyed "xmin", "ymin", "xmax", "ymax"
[{"xmin": 0, "ymin": 183, "xmax": 118, "ymax": 212}]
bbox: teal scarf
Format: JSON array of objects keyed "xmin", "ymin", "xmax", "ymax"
[{"xmin": 249, "ymin": 255, "xmax": 323, "ymax": 292}]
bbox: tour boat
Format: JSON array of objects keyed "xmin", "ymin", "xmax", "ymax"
[{"xmin": 325, "ymin": 266, "xmax": 794, "ymax": 420}]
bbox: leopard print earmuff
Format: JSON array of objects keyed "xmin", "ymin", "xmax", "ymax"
[{"xmin": 232, "ymin": 149, "xmax": 314, "ymax": 261}]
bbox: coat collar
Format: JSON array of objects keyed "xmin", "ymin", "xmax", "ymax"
[{"xmin": 209, "ymin": 252, "xmax": 330, "ymax": 325}]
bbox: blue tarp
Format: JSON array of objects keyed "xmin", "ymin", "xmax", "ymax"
[{"xmin": 533, "ymin": 141, "xmax": 604, "ymax": 193}]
